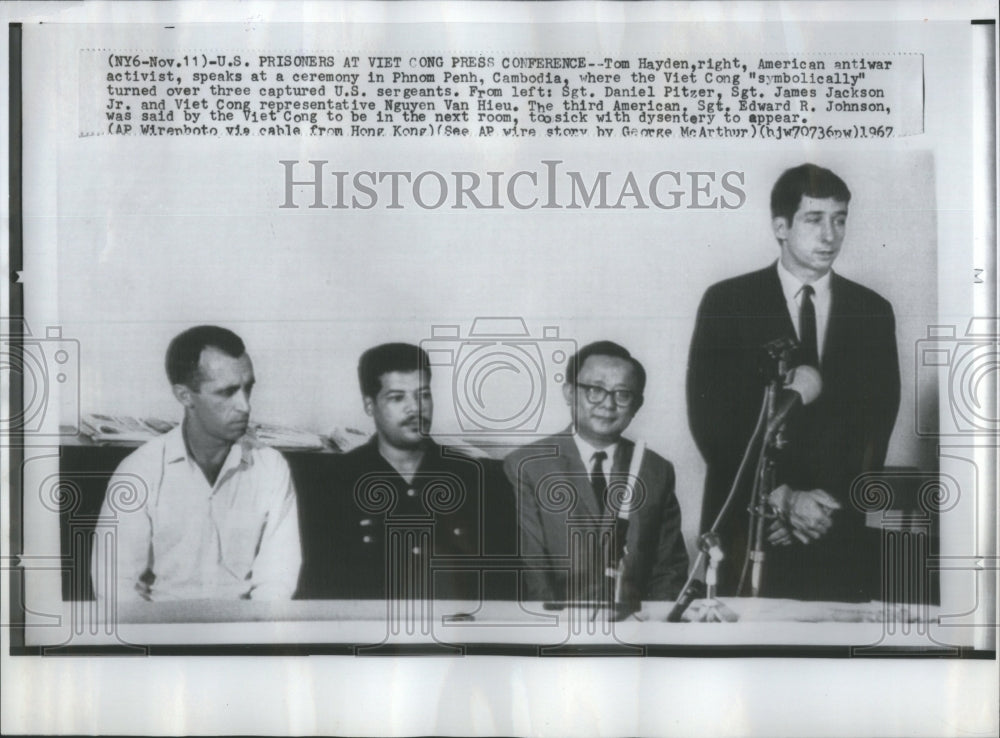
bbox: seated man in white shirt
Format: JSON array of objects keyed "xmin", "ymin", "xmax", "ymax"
[{"xmin": 91, "ymin": 325, "xmax": 301, "ymax": 602}]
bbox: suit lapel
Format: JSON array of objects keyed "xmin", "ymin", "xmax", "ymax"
[
  {"xmin": 822, "ymin": 272, "xmax": 846, "ymax": 375},
  {"xmin": 763, "ymin": 263, "xmax": 797, "ymax": 339},
  {"xmin": 609, "ymin": 439, "xmax": 636, "ymax": 518},
  {"xmin": 611, "ymin": 439, "xmax": 633, "ymax": 476},
  {"xmin": 553, "ymin": 434, "xmax": 602, "ymax": 517},
  {"xmin": 610, "ymin": 439, "xmax": 645, "ymax": 559},
  {"xmin": 552, "ymin": 434, "xmax": 645, "ymax": 518}
]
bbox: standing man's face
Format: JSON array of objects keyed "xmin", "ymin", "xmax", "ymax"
[
  {"xmin": 564, "ymin": 355, "xmax": 642, "ymax": 448},
  {"xmin": 365, "ymin": 370, "xmax": 433, "ymax": 450},
  {"xmin": 773, "ymin": 195, "xmax": 848, "ymax": 282},
  {"xmin": 175, "ymin": 347, "xmax": 255, "ymax": 444}
]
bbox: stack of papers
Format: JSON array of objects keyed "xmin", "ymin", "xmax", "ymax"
[
  {"xmin": 81, "ymin": 414, "xmax": 177, "ymax": 444},
  {"xmin": 248, "ymin": 422, "xmax": 329, "ymax": 450},
  {"xmin": 80, "ymin": 413, "xmax": 352, "ymax": 452},
  {"xmin": 327, "ymin": 426, "xmax": 369, "ymax": 452}
]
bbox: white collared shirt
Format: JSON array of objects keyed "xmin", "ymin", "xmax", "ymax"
[
  {"xmin": 573, "ymin": 434, "xmax": 618, "ymax": 483},
  {"xmin": 777, "ymin": 260, "xmax": 832, "ymax": 363},
  {"xmin": 92, "ymin": 424, "xmax": 301, "ymax": 602}
]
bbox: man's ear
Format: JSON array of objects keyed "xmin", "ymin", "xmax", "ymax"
[
  {"xmin": 172, "ymin": 383, "xmax": 194, "ymax": 408},
  {"xmin": 772, "ymin": 216, "xmax": 789, "ymax": 243},
  {"xmin": 562, "ymin": 382, "xmax": 574, "ymax": 406},
  {"xmin": 362, "ymin": 395, "xmax": 375, "ymax": 417}
]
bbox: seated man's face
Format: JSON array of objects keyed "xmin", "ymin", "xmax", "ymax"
[
  {"xmin": 184, "ymin": 347, "xmax": 255, "ymax": 443},
  {"xmin": 565, "ymin": 355, "xmax": 641, "ymax": 447},
  {"xmin": 366, "ymin": 370, "xmax": 433, "ymax": 450}
]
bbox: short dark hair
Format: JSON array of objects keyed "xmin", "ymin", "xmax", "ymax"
[
  {"xmin": 165, "ymin": 325, "xmax": 246, "ymax": 388},
  {"xmin": 358, "ymin": 343, "xmax": 431, "ymax": 399},
  {"xmin": 565, "ymin": 340, "xmax": 647, "ymax": 398},
  {"xmin": 770, "ymin": 163, "xmax": 851, "ymax": 223}
]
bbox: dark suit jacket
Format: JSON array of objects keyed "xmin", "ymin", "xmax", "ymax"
[
  {"xmin": 503, "ymin": 433, "xmax": 689, "ymax": 603},
  {"xmin": 687, "ymin": 264, "xmax": 900, "ymax": 601}
]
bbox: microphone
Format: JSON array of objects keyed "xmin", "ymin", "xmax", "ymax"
[
  {"xmin": 665, "ymin": 578, "xmax": 707, "ymax": 622},
  {"xmin": 765, "ymin": 365, "xmax": 822, "ymax": 439},
  {"xmin": 758, "ymin": 336, "xmax": 798, "ymax": 380},
  {"xmin": 699, "ymin": 531, "xmax": 724, "ymax": 562},
  {"xmin": 664, "ymin": 533, "xmax": 723, "ymax": 622}
]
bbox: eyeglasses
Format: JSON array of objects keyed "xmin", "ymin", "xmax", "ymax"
[{"xmin": 575, "ymin": 382, "xmax": 636, "ymax": 407}]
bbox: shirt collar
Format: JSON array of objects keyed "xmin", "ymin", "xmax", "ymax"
[
  {"xmin": 776, "ymin": 259, "xmax": 832, "ymax": 304},
  {"xmin": 364, "ymin": 434, "xmax": 437, "ymax": 477},
  {"xmin": 163, "ymin": 424, "xmax": 188, "ymax": 464},
  {"xmin": 164, "ymin": 421, "xmax": 256, "ymax": 469},
  {"xmin": 573, "ymin": 434, "xmax": 618, "ymax": 469}
]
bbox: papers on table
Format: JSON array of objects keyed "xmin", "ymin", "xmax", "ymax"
[{"xmin": 80, "ymin": 413, "xmax": 359, "ymax": 452}]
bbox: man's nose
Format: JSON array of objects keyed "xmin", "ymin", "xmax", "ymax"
[
  {"xmin": 820, "ymin": 219, "xmax": 835, "ymax": 242},
  {"xmin": 234, "ymin": 389, "xmax": 251, "ymax": 414}
]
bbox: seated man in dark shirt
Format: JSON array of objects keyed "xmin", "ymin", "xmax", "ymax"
[{"xmin": 298, "ymin": 343, "xmax": 516, "ymax": 600}]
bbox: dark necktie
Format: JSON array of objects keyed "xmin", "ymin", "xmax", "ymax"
[
  {"xmin": 590, "ymin": 451, "xmax": 608, "ymax": 510},
  {"xmin": 798, "ymin": 284, "xmax": 819, "ymax": 367}
]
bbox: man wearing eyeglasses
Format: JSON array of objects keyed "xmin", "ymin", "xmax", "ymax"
[{"xmin": 503, "ymin": 341, "xmax": 689, "ymax": 605}]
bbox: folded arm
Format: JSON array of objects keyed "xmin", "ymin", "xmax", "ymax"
[
  {"xmin": 249, "ymin": 459, "xmax": 302, "ymax": 600},
  {"xmin": 91, "ymin": 467, "xmax": 154, "ymax": 602}
]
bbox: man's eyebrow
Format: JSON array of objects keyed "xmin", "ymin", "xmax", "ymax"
[
  {"xmin": 215, "ymin": 378, "xmax": 254, "ymax": 393},
  {"xmin": 802, "ymin": 208, "xmax": 848, "ymax": 216}
]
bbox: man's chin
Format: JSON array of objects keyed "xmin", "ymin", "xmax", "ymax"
[{"xmin": 400, "ymin": 431, "xmax": 428, "ymax": 447}]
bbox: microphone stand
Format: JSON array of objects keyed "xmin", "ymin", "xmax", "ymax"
[
  {"xmin": 666, "ymin": 394, "xmax": 770, "ymax": 622},
  {"xmin": 666, "ymin": 339, "xmax": 796, "ymax": 622},
  {"xmin": 594, "ymin": 440, "xmax": 645, "ymax": 623},
  {"xmin": 668, "ymin": 533, "xmax": 738, "ymax": 622},
  {"xmin": 744, "ymin": 346, "xmax": 798, "ymax": 597},
  {"xmin": 605, "ymin": 516, "xmax": 634, "ymax": 622},
  {"xmin": 745, "ymin": 380, "xmax": 780, "ymax": 598}
]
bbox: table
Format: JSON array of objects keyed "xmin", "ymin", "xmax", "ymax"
[{"xmin": 25, "ymin": 597, "xmax": 944, "ymax": 652}]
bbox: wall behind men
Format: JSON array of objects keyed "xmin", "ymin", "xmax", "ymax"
[{"xmin": 48, "ymin": 142, "xmax": 939, "ymax": 554}]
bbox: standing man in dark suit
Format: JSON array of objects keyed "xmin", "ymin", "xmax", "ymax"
[
  {"xmin": 505, "ymin": 341, "xmax": 689, "ymax": 605},
  {"xmin": 687, "ymin": 163, "xmax": 900, "ymax": 602}
]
